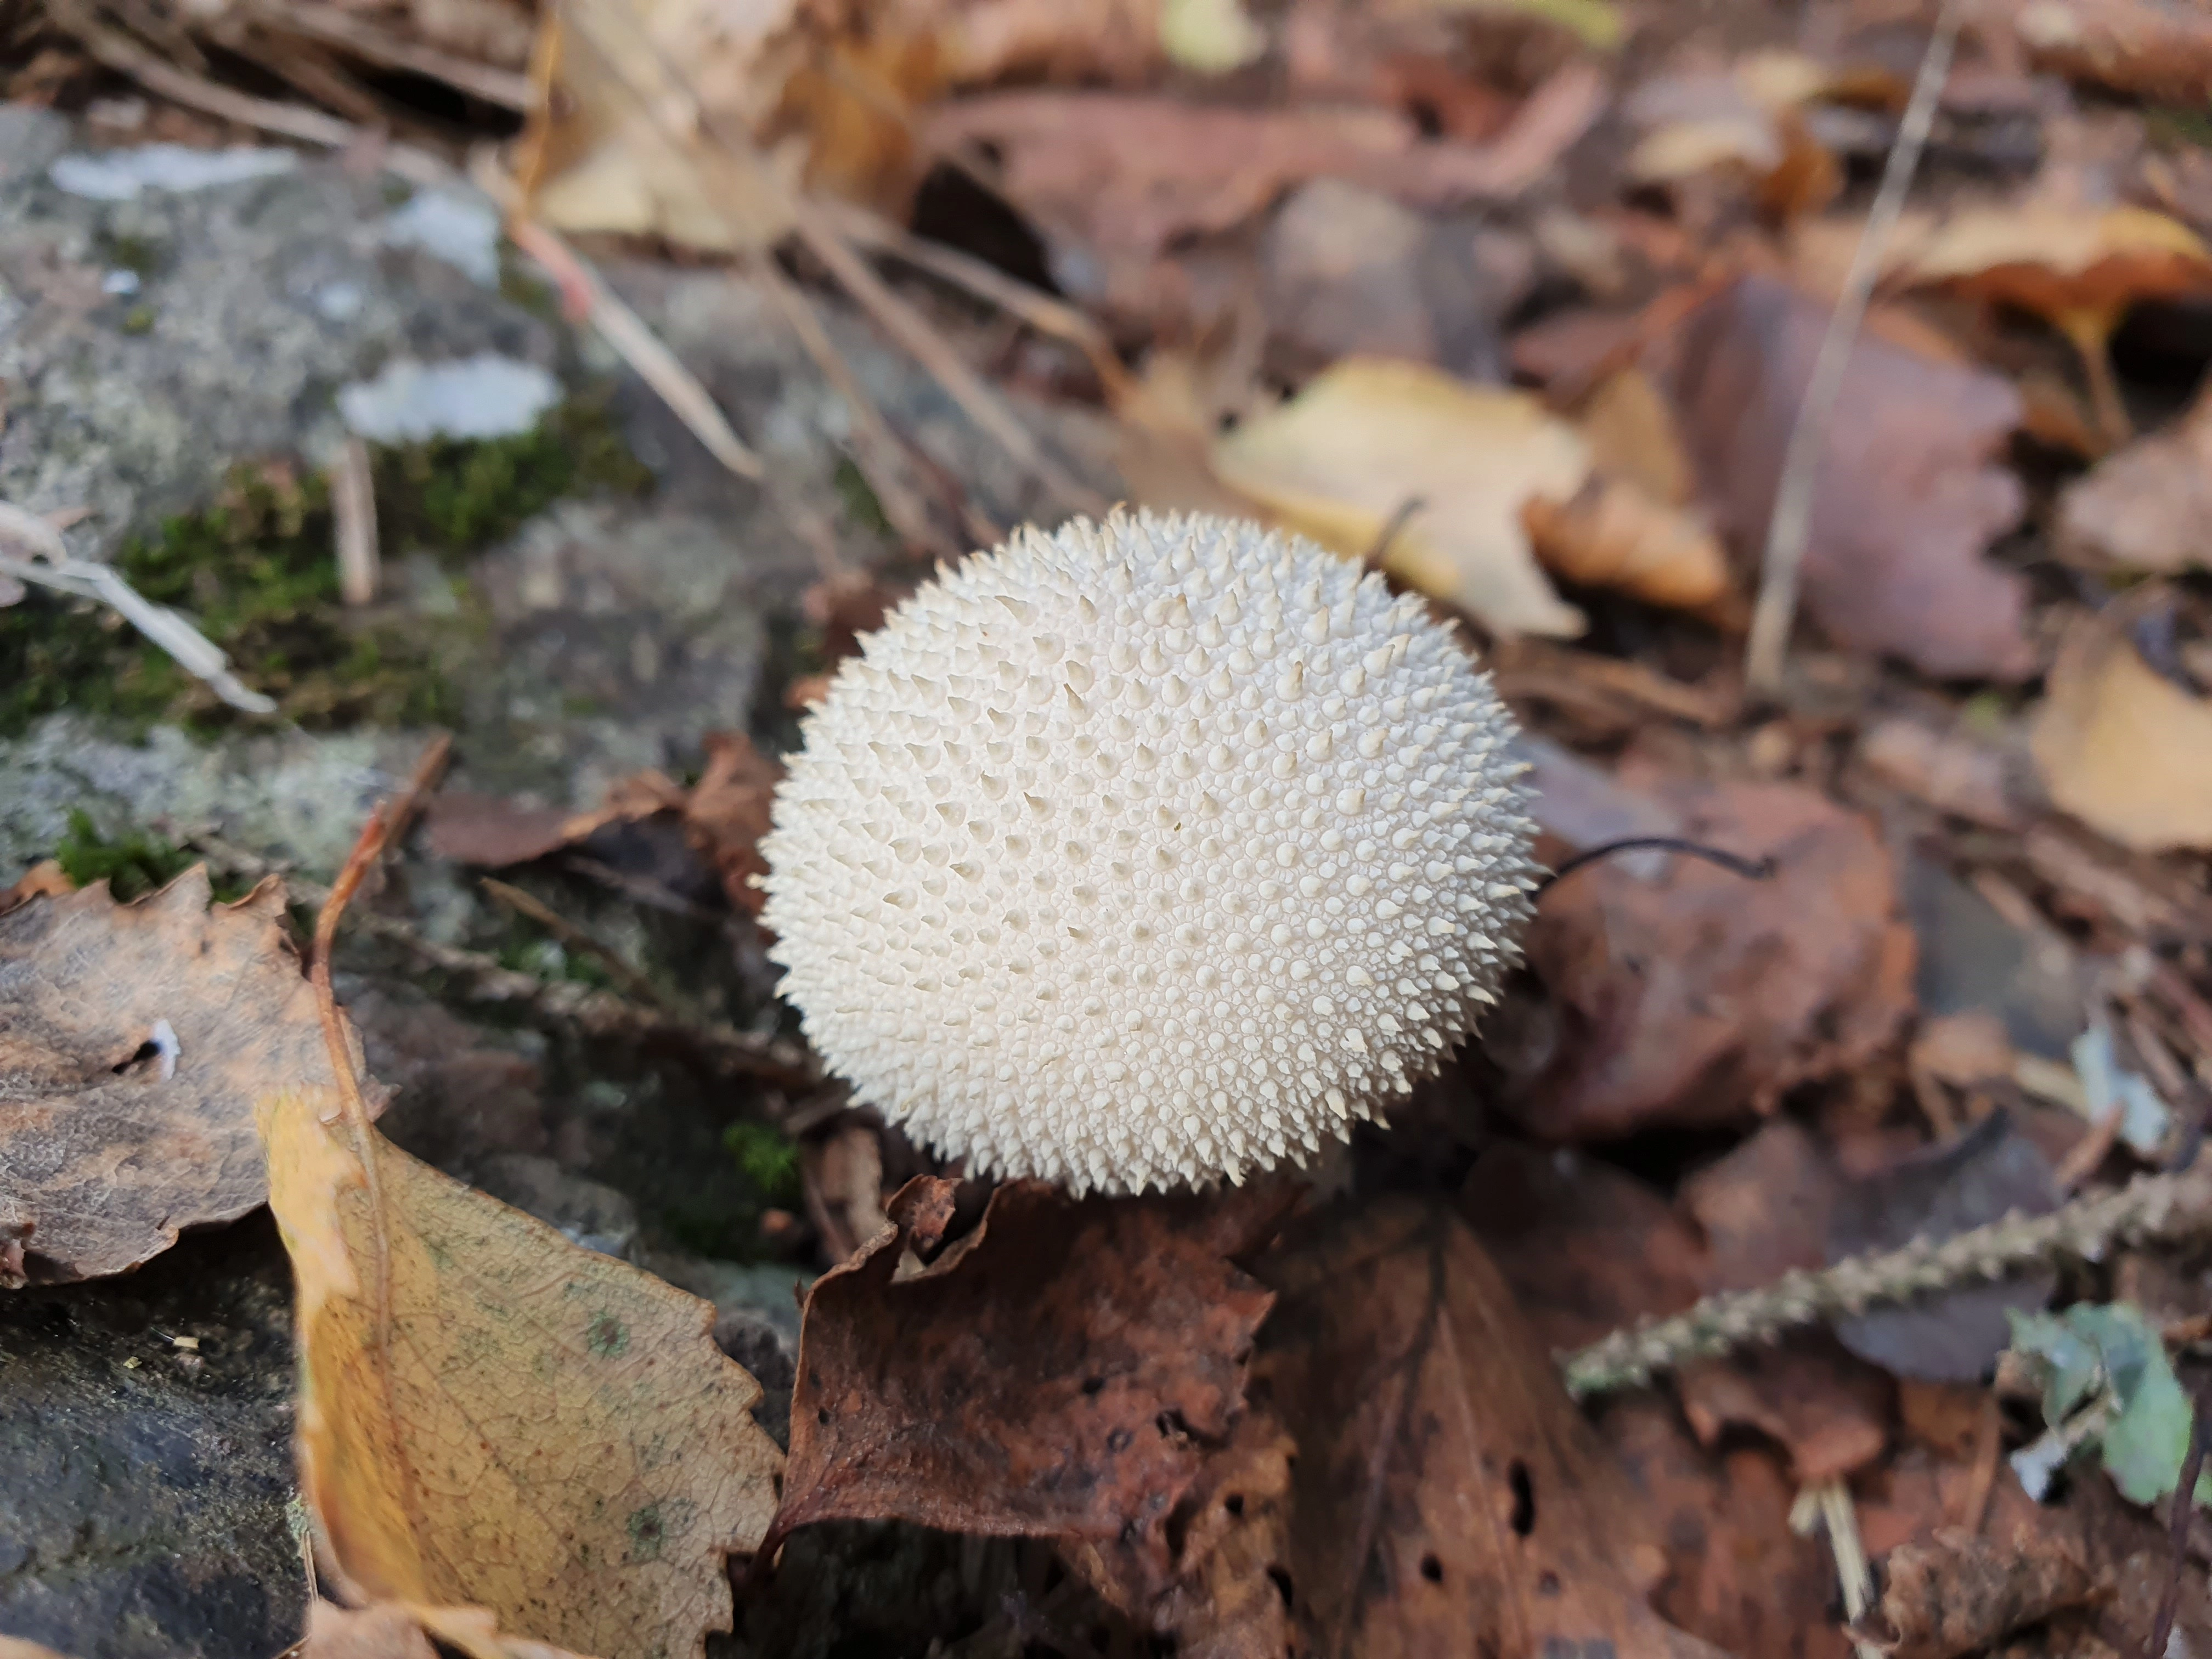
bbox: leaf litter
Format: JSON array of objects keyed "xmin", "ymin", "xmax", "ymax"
[
  {"xmin": 0, "ymin": 865, "xmax": 378, "ymax": 1284},
  {"xmin": 18, "ymin": 0, "xmax": 2212, "ymax": 1655}
]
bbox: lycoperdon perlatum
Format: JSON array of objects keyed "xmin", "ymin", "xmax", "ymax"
[{"xmin": 760, "ymin": 510, "xmax": 1538, "ymax": 1194}]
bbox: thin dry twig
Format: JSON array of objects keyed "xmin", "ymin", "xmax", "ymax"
[
  {"xmin": 193, "ymin": 833, "xmax": 818, "ymax": 1089},
  {"xmin": 46, "ymin": 0, "xmax": 452, "ymax": 187},
  {"xmin": 1743, "ymin": 0, "xmax": 1961, "ymax": 698},
  {"xmin": 1561, "ymin": 1159, "xmax": 2212, "ymax": 1396},
  {"xmin": 1, "ymin": 500, "xmax": 278, "ymax": 715},
  {"xmin": 822, "ymin": 200, "xmax": 1130, "ymax": 399},
  {"xmin": 331, "ymin": 436, "xmax": 378, "ymax": 607},
  {"xmin": 751, "ymin": 251, "xmax": 957, "ymax": 561},
  {"xmin": 253, "ymin": 0, "xmax": 534, "ymax": 111}
]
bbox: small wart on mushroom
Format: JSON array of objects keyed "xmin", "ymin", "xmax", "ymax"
[{"xmin": 760, "ymin": 510, "xmax": 1539, "ymax": 1195}]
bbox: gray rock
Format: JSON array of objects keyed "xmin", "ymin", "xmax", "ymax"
[
  {"xmin": 0, "ymin": 123, "xmax": 562, "ymax": 562},
  {"xmin": 0, "ymin": 1216, "xmax": 303, "ymax": 1659}
]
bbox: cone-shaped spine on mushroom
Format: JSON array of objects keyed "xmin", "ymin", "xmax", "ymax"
[{"xmin": 760, "ymin": 510, "xmax": 1538, "ymax": 1195}]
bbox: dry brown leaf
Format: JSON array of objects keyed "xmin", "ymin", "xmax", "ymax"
[
  {"xmin": 1899, "ymin": 201, "xmax": 2212, "ymax": 441},
  {"xmin": 517, "ymin": 0, "xmax": 812, "ymax": 251},
  {"xmin": 1856, "ymin": 1525, "xmax": 2098, "ymax": 1659},
  {"xmin": 1509, "ymin": 768, "xmax": 1917, "ymax": 1139},
  {"xmin": 422, "ymin": 780, "xmax": 682, "ymax": 868},
  {"xmin": 682, "ymin": 732, "xmax": 781, "ymax": 916},
  {"xmin": 1858, "ymin": 715, "xmax": 2035, "ymax": 831},
  {"xmin": 1600, "ymin": 1399, "xmax": 1852, "ymax": 1659},
  {"xmin": 2055, "ymin": 388, "xmax": 2212, "ymax": 572},
  {"xmin": 1211, "ymin": 357, "xmax": 1591, "ymax": 636},
  {"xmin": 2014, "ymin": 0, "xmax": 2212, "ymax": 104},
  {"xmin": 0, "ymin": 857, "xmax": 72, "ymax": 916},
  {"xmin": 1256, "ymin": 1199, "xmax": 1728, "ymax": 1659},
  {"xmin": 1657, "ymin": 273, "xmax": 2033, "ymax": 679},
  {"xmin": 1575, "ymin": 364, "xmax": 1698, "ymax": 504},
  {"xmin": 259, "ymin": 1084, "xmax": 781, "ymax": 1659},
  {"xmin": 0, "ymin": 867, "xmax": 372, "ymax": 1285},
  {"xmin": 1461, "ymin": 1141, "xmax": 1709, "ymax": 1350},
  {"xmin": 0, "ymin": 1640, "xmax": 80, "ymax": 1659},
  {"xmin": 771, "ymin": 1175, "xmax": 1295, "ymax": 1596},
  {"xmin": 1623, "ymin": 57, "xmax": 1841, "ymax": 218},
  {"xmin": 929, "ymin": 72, "xmax": 1602, "ymax": 268},
  {"xmin": 1901, "ymin": 202, "xmax": 2212, "ymax": 319},
  {"xmin": 1522, "ymin": 475, "xmax": 1735, "ymax": 614},
  {"xmin": 2032, "ymin": 606, "xmax": 2212, "ymax": 851},
  {"xmin": 1063, "ymin": 1403, "xmax": 1300, "ymax": 1654}
]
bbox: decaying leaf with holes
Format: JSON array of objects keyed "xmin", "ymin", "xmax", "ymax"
[
  {"xmin": 1256, "ymin": 1199, "xmax": 1728, "ymax": 1658},
  {"xmin": 770, "ymin": 1176, "xmax": 1296, "ymax": 1596},
  {"xmin": 258, "ymin": 1085, "xmax": 782, "ymax": 1659},
  {"xmin": 0, "ymin": 867, "xmax": 374, "ymax": 1285}
]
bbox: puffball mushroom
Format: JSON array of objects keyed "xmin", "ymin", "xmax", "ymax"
[{"xmin": 759, "ymin": 510, "xmax": 1539, "ymax": 1195}]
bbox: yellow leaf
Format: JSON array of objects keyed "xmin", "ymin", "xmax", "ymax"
[
  {"xmin": 2031, "ymin": 609, "xmax": 2212, "ymax": 852},
  {"xmin": 1160, "ymin": 0, "xmax": 1266, "ymax": 73},
  {"xmin": 1210, "ymin": 358, "xmax": 1590, "ymax": 637},
  {"xmin": 1414, "ymin": 0, "xmax": 1624, "ymax": 52},
  {"xmin": 1522, "ymin": 476, "xmax": 1735, "ymax": 616},
  {"xmin": 259, "ymin": 1086, "xmax": 782, "ymax": 1659}
]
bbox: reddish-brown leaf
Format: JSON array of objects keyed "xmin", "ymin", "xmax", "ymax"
[
  {"xmin": 1256, "ymin": 1198, "xmax": 1728, "ymax": 1659},
  {"xmin": 1508, "ymin": 768, "xmax": 1918, "ymax": 1139},
  {"xmin": 682, "ymin": 732, "xmax": 781, "ymax": 916},
  {"xmin": 771, "ymin": 1176, "xmax": 1296, "ymax": 1590},
  {"xmin": 0, "ymin": 867, "xmax": 377, "ymax": 1284},
  {"xmin": 1654, "ymin": 272, "xmax": 2033, "ymax": 680}
]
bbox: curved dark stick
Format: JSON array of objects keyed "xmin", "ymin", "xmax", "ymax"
[{"xmin": 1537, "ymin": 836, "xmax": 1778, "ymax": 895}]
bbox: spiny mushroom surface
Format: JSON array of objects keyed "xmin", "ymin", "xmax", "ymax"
[{"xmin": 760, "ymin": 511, "xmax": 1538, "ymax": 1194}]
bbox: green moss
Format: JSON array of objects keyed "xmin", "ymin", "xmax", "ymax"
[
  {"xmin": 99, "ymin": 232, "xmax": 165, "ymax": 279},
  {"xmin": 832, "ymin": 455, "xmax": 892, "ymax": 539},
  {"xmin": 53, "ymin": 809, "xmax": 191, "ymax": 901},
  {"xmin": 374, "ymin": 394, "xmax": 652, "ymax": 555},
  {"xmin": 0, "ymin": 397, "xmax": 651, "ymax": 738},
  {"xmin": 119, "ymin": 304, "xmax": 154, "ymax": 335},
  {"xmin": 724, "ymin": 1121, "xmax": 803, "ymax": 1207}
]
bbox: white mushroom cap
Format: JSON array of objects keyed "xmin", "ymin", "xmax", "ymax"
[{"xmin": 760, "ymin": 510, "xmax": 1537, "ymax": 1195}]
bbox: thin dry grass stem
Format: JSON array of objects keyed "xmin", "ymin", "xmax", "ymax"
[
  {"xmin": 556, "ymin": 0, "xmax": 1108, "ymax": 523},
  {"xmin": 255, "ymin": 0, "xmax": 534, "ymax": 110},
  {"xmin": 1, "ymin": 498, "xmax": 278, "ymax": 714},
  {"xmin": 823, "ymin": 201, "xmax": 1131, "ymax": 400},
  {"xmin": 307, "ymin": 733, "xmax": 449, "ymax": 1420},
  {"xmin": 505, "ymin": 216, "xmax": 767, "ymax": 483},
  {"xmin": 46, "ymin": 0, "xmax": 452, "ymax": 186},
  {"xmin": 1743, "ymin": 0, "xmax": 1962, "ymax": 698},
  {"xmin": 1561, "ymin": 1158, "xmax": 2212, "ymax": 1396},
  {"xmin": 753, "ymin": 251, "xmax": 959, "ymax": 561},
  {"xmin": 787, "ymin": 207, "xmax": 1112, "ymax": 520},
  {"xmin": 331, "ymin": 436, "xmax": 379, "ymax": 607}
]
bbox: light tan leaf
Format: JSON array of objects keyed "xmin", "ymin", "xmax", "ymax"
[
  {"xmin": 1160, "ymin": 0, "xmax": 1266, "ymax": 72},
  {"xmin": 0, "ymin": 867, "xmax": 371, "ymax": 1285},
  {"xmin": 259, "ymin": 1084, "xmax": 782, "ymax": 1659},
  {"xmin": 1575, "ymin": 364, "xmax": 1697, "ymax": 505},
  {"xmin": 1521, "ymin": 476, "xmax": 1735, "ymax": 614},
  {"xmin": 516, "ymin": 0, "xmax": 844, "ymax": 251},
  {"xmin": 1210, "ymin": 357, "xmax": 1591, "ymax": 637},
  {"xmin": 2031, "ymin": 607, "xmax": 2212, "ymax": 852},
  {"xmin": 2054, "ymin": 389, "xmax": 2212, "ymax": 572},
  {"xmin": 1903, "ymin": 202, "xmax": 2212, "ymax": 313}
]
